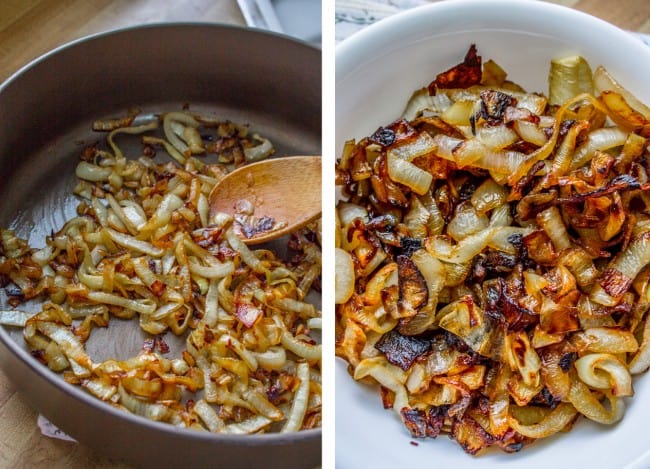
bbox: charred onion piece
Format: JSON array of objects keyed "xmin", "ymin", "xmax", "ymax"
[
  {"xmin": 375, "ymin": 330, "xmax": 432, "ymax": 371},
  {"xmin": 396, "ymin": 254, "xmax": 428, "ymax": 318},
  {"xmin": 428, "ymin": 44, "xmax": 482, "ymax": 95}
]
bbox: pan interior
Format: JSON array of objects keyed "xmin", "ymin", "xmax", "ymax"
[{"xmin": 0, "ymin": 99, "xmax": 320, "ymax": 359}]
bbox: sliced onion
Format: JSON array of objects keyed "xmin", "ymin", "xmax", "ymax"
[
  {"xmin": 426, "ymin": 227, "xmax": 525, "ymax": 264},
  {"xmin": 447, "ymin": 202, "xmax": 489, "ymax": 242},
  {"xmin": 140, "ymin": 193, "xmax": 184, "ymax": 234},
  {"xmin": 281, "ymin": 361, "xmax": 311, "ymax": 432},
  {"xmin": 354, "ymin": 357, "xmax": 409, "ymax": 412},
  {"xmin": 593, "ymin": 65, "xmax": 650, "ymax": 119},
  {"xmin": 194, "ymin": 399, "xmax": 226, "ymax": 432},
  {"xmin": 419, "ymin": 192, "xmax": 445, "ymax": 235},
  {"xmin": 488, "ymin": 227, "xmax": 533, "ymax": 254},
  {"xmin": 251, "ymin": 346, "xmax": 287, "ymax": 370},
  {"xmin": 106, "ymin": 228, "xmax": 164, "ymax": 257},
  {"xmin": 488, "ymin": 204, "xmax": 512, "ymax": 227},
  {"xmin": 401, "ymin": 87, "xmax": 452, "ymax": 121},
  {"xmin": 399, "ymin": 249, "xmax": 446, "ymax": 335},
  {"xmin": 547, "ymin": 120, "xmax": 590, "ymax": 179},
  {"xmin": 403, "ymin": 196, "xmax": 430, "ymax": 238},
  {"xmin": 362, "ymin": 262, "xmax": 397, "ymax": 306},
  {"xmin": 82, "ymin": 378, "xmax": 117, "ymax": 401},
  {"xmin": 107, "ymin": 121, "xmax": 159, "ymax": 160},
  {"xmin": 272, "ymin": 297, "xmax": 318, "ymax": 318},
  {"xmin": 475, "ymin": 125, "xmax": 519, "ymax": 150},
  {"xmin": 591, "ymin": 232, "xmax": 650, "ymax": 306},
  {"xmin": 87, "ymin": 291, "xmax": 157, "ymax": 315},
  {"xmin": 337, "ymin": 202, "xmax": 368, "ymax": 227},
  {"xmin": 0, "ymin": 310, "xmax": 33, "ymax": 327},
  {"xmin": 537, "ymin": 207, "xmax": 572, "ymax": 251},
  {"xmin": 218, "ymin": 334, "xmax": 258, "ymax": 371},
  {"xmin": 388, "ymin": 130, "xmax": 437, "ymax": 162},
  {"xmin": 513, "ymin": 120, "xmax": 548, "ymax": 146},
  {"xmin": 224, "ymin": 229, "xmax": 264, "ymax": 273},
  {"xmin": 629, "ymin": 318, "xmax": 650, "ymax": 374},
  {"xmin": 575, "ymin": 353, "xmax": 633, "ymax": 396},
  {"xmin": 569, "ymin": 127, "xmax": 628, "ymax": 171},
  {"xmin": 548, "ymin": 55, "xmax": 593, "ymax": 106},
  {"xmin": 35, "ymin": 321, "xmax": 92, "ymax": 369},
  {"xmin": 433, "ymin": 134, "xmax": 462, "ymax": 159},
  {"xmin": 433, "ymin": 134, "xmax": 525, "ymax": 174},
  {"xmin": 163, "ymin": 112, "xmax": 200, "ymax": 155},
  {"xmin": 444, "ymin": 87, "xmax": 547, "ymax": 115},
  {"xmin": 568, "ymin": 377, "xmax": 625, "ymax": 424},
  {"xmin": 507, "ymin": 93, "xmax": 599, "ymax": 185},
  {"xmin": 505, "ymin": 331, "xmax": 541, "ymax": 387},
  {"xmin": 335, "ymin": 248, "xmax": 355, "ymax": 304},
  {"xmin": 117, "ymin": 384, "xmax": 174, "ymax": 422},
  {"xmin": 386, "ymin": 153, "xmax": 432, "ymax": 195},
  {"xmin": 440, "ymin": 100, "xmax": 477, "ymax": 126},
  {"xmin": 223, "ymin": 415, "xmax": 273, "ymax": 435},
  {"xmin": 437, "ymin": 297, "xmax": 496, "ymax": 358},
  {"xmin": 120, "ymin": 200, "xmax": 148, "ymax": 231},
  {"xmin": 488, "ymin": 366, "xmax": 511, "ymax": 437},
  {"xmin": 509, "ymin": 403, "xmax": 577, "ymax": 438},
  {"xmin": 470, "ymin": 179, "xmax": 508, "ymax": 215},
  {"xmin": 106, "ymin": 193, "xmax": 138, "ymax": 235},
  {"xmin": 244, "ymin": 134, "xmax": 275, "ymax": 163},
  {"xmin": 280, "ymin": 330, "xmax": 321, "ymax": 362},
  {"xmin": 188, "ymin": 257, "xmax": 234, "ymax": 279},
  {"xmin": 451, "ymin": 138, "xmax": 488, "ymax": 166},
  {"xmin": 574, "ymin": 327, "xmax": 638, "ymax": 354},
  {"xmin": 425, "ymin": 232, "xmax": 485, "ymax": 264},
  {"xmin": 75, "ymin": 162, "xmax": 113, "ymax": 182},
  {"xmin": 242, "ymin": 388, "xmax": 283, "ymax": 421}
]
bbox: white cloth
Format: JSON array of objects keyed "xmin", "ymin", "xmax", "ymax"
[
  {"xmin": 335, "ymin": 0, "xmax": 650, "ymax": 45},
  {"xmin": 37, "ymin": 414, "xmax": 76, "ymax": 442},
  {"xmin": 335, "ymin": 0, "xmax": 428, "ymax": 42}
]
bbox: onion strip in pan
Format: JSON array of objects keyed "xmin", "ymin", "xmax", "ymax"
[
  {"xmin": 336, "ymin": 45, "xmax": 650, "ymax": 454},
  {"xmin": 0, "ymin": 109, "xmax": 321, "ymax": 434}
]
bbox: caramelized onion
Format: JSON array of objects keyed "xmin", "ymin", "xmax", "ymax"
[
  {"xmin": 1, "ymin": 109, "xmax": 320, "ymax": 435},
  {"xmin": 509, "ymin": 403, "xmax": 577, "ymax": 438},
  {"xmin": 336, "ymin": 45, "xmax": 650, "ymax": 455}
]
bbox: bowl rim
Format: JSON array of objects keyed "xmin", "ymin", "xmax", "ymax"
[{"xmin": 336, "ymin": 0, "xmax": 647, "ymax": 83}]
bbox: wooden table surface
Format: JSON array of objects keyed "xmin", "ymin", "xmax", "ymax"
[{"xmin": 1, "ymin": 0, "xmax": 650, "ymax": 467}]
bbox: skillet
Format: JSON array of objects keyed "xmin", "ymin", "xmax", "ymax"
[{"xmin": 0, "ymin": 23, "xmax": 321, "ymax": 469}]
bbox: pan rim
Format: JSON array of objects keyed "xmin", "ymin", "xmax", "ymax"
[{"xmin": 0, "ymin": 21, "xmax": 319, "ymax": 93}]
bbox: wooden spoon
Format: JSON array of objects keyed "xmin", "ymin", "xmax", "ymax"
[{"xmin": 208, "ymin": 155, "xmax": 322, "ymax": 244}]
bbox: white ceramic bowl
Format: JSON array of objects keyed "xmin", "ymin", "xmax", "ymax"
[{"xmin": 335, "ymin": 1, "xmax": 650, "ymax": 468}]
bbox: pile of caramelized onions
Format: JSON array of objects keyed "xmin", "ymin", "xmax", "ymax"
[
  {"xmin": 335, "ymin": 45, "xmax": 650, "ymax": 454},
  {"xmin": 0, "ymin": 109, "xmax": 321, "ymax": 434}
]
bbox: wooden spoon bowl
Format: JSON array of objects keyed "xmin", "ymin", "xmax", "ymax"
[{"xmin": 208, "ymin": 155, "xmax": 322, "ymax": 244}]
